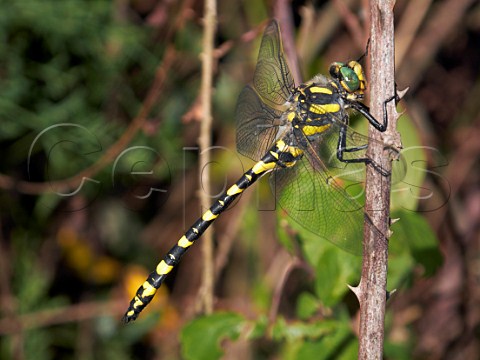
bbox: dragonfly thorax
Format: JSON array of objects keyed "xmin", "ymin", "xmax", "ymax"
[{"xmin": 287, "ymin": 80, "xmax": 346, "ymax": 139}]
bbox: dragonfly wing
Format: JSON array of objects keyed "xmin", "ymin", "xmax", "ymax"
[
  {"xmin": 270, "ymin": 136, "xmax": 365, "ymax": 255},
  {"xmin": 253, "ymin": 20, "xmax": 294, "ymax": 109},
  {"xmin": 236, "ymin": 85, "xmax": 283, "ymax": 161}
]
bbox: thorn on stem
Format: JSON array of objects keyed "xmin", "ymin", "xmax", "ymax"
[
  {"xmin": 390, "ymin": 217, "xmax": 400, "ymax": 225},
  {"xmin": 396, "ymin": 87, "xmax": 409, "ymax": 99},
  {"xmin": 386, "ymin": 288, "xmax": 397, "ymax": 301},
  {"xmin": 348, "ymin": 283, "xmax": 362, "ymax": 300}
]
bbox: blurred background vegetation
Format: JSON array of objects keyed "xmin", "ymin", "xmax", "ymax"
[{"xmin": 0, "ymin": 0, "xmax": 478, "ymax": 359}]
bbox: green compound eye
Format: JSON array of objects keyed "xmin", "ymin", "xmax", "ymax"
[{"xmin": 340, "ymin": 66, "xmax": 360, "ymax": 92}]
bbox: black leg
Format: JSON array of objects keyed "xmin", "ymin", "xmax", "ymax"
[
  {"xmin": 348, "ymin": 93, "xmax": 398, "ymax": 133},
  {"xmin": 336, "ymin": 123, "xmax": 390, "ymax": 177}
]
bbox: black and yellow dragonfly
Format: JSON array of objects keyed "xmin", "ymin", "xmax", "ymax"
[{"xmin": 123, "ymin": 20, "xmax": 394, "ymax": 323}]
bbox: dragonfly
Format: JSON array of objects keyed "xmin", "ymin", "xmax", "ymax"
[{"xmin": 122, "ymin": 19, "xmax": 397, "ymax": 323}]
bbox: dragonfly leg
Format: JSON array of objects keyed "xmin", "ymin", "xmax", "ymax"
[
  {"xmin": 336, "ymin": 124, "xmax": 390, "ymax": 177},
  {"xmin": 348, "ymin": 93, "xmax": 398, "ymax": 132}
]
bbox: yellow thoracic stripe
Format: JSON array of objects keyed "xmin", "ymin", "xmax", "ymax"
[
  {"xmin": 302, "ymin": 124, "xmax": 332, "ymax": 136},
  {"xmin": 309, "ymin": 86, "xmax": 333, "ymax": 94},
  {"xmin": 309, "ymin": 103, "xmax": 340, "ymax": 114}
]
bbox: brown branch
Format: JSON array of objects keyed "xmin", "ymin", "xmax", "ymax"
[
  {"xmin": 191, "ymin": 11, "xmax": 265, "ymax": 316},
  {"xmin": 394, "ymin": 0, "xmax": 433, "ymax": 67},
  {"xmin": 182, "ymin": 24, "xmax": 266, "ymax": 125},
  {"xmin": 0, "ymin": 299, "xmax": 126, "ymax": 335},
  {"xmin": 196, "ymin": 0, "xmax": 217, "ymax": 315},
  {"xmin": 274, "ymin": 0, "xmax": 302, "ymax": 84},
  {"xmin": 266, "ymin": 254, "xmax": 310, "ymax": 328},
  {"xmin": 356, "ymin": 1, "xmax": 400, "ymax": 358},
  {"xmin": 298, "ymin": 0, "xmax": 358, "ymax": 69},
  {"xmin": 213, "ymin": 24, "xmax": 264, "ymax": 59},
  {"xmin": 332, "ymin": 0, "xmax": 366, "ymax": 50}
]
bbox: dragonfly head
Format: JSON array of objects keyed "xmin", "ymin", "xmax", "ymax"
[{"xmin": 329, "ymin": 61, "xmax": 367, "ymax": 100}]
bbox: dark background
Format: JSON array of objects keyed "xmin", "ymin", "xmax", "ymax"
[{"xmin": 0, "ymin": 0, "xmax": 478, "ymax": 359}]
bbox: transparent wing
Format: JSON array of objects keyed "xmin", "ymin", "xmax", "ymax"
[
  {"xmin": 270, "ymin": 153, "xmax": 364, "ymax": 255},
  {"xmin": 236, "ymin": 19, "xmax": 294, "ymax": 161},
  {"xmin": 253, "ymin": 20, "xmax": 294, "ymax": 109},
  {"xmin": 270, "ymin": 119, "xmax": 405, "ymax": 255},
  {"xmin": 235, "ymin": 85, "xmax": 284, "ymax": 161}
]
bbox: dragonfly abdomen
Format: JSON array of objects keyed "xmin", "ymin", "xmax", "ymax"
[{"xmin": 122, "ymin": 139, "xmax": 302, "ymax": 323}]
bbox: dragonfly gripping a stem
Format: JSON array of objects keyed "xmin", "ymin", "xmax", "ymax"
[{"xmin": 123, "ymin": 19, "xmax": 399, "ymax": 323}]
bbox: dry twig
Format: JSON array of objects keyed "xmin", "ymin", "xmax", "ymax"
[
  {"xmin": 354, "ymin": 1, "xmax": 400, "ymax": 358},
  {"xmin": 196, "ymin": 0, "xmax": 217, "ymax": 315}
]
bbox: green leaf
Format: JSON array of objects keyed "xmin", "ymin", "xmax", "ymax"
[
  {"xmin": 296, "ymin": 292, "xmax": 321, "ymax": 320},
  {"xmin": 384, "ymin": 339, "xmax": 413, "ymax": 360},
  {"xmin": 247, "ymin": 315, "xmax": 269, "ymax": 339},
  {"xmin": 314, "ymin": 246, "xmax": 359, "ymax": 307},
  {"xmin": 391, "ymin": 112, "xmax": 429, "ymax": 212},
  {"xmin": 391, "ymin": 209, "xmax": 442, "ymax": 276},
  {"xmin": 282, "ymin": 217, "xmax": 361, "ymax": 308},
  {"xmin": 272, "ymin": 318, "xmax": 340, "ymax": 342},
  {"xmin": 387, "ymin": 247, "xmax": 415, "ymax": 291},
  {"xmin": 282, "ymin": 321, "xmax": 356, "ymax": 360},
  {"xmin": 180, "ymin": 312, "xmax": 245, "ymax": 360},
  {"xmin": 276, "ymin": 214, "xmax": 297, "ymax": 254}
]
